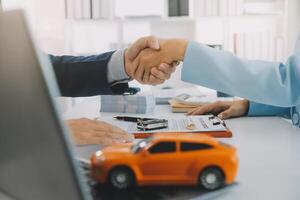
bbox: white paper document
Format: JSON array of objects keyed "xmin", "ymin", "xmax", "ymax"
[{"xmin": 100, "ymin": 115, "xmax": 227, "ymax": 134}]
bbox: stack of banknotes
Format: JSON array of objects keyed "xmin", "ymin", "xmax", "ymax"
[{"xmin": 100, "ymin": 95, "xmax": 155, "ymax": 114}]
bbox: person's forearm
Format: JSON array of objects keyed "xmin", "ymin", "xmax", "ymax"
[
  {"xmin": 50, "ymin": 52, "xmax": 128, "ymax": 97},
  {"xmin": 181, "ymin": 41, "xmax": 300, "ymax": 107},
  {"xmin": 248, "ymin": 101, "xmax": 291, "ymax": 118}
]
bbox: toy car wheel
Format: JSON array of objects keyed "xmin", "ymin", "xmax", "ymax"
[
  {"xmin": 199, "ymin": 167, "xmax": 224, "ymax": 190},
  {"xmin": 109, "ymin": 167, "xmax": 135, "ymax": 189},
  {"xmin": 292, "ymin": 111, "xmax": 300, "ymax": 126}
]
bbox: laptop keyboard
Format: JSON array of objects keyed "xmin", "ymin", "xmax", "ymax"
[{"xmin": 77, "ymin": 159, "xmax": 102, "ymax": 200}]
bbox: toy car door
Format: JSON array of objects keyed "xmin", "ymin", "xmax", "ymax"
[
  {"xmin": 137, "ymin": 141, "xmax": 181, "ymax": 183},
  {"xmin": 176, "ymin": 142, "xmax": 214, "ymax": 182}
]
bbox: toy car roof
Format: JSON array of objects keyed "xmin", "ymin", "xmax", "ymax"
[{"xmin": 151, "ymin": 133, "xmax": 219, "ymax": 145}]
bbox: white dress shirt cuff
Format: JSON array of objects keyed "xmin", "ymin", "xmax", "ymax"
[{"xmin": 107, "ymin": 50, "xmax": 132, "ymax": 84}]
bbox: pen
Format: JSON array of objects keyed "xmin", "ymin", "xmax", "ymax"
[
  {"xmin": 209, "ymin": 115, "xmax": 227, "ymax": 127},
  {"xmin": 114, "ymin": 116, "xmax": 155, "ymax": 122}
]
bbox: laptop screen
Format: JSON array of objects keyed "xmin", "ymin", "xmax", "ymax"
[{"xmin": 0, "ymin": 10, "xmax": 90, "ymax": 200}]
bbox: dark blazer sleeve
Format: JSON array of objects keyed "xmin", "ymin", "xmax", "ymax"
[{"xmin": 50, "ymin": 52, "xmax": 129, "ymax": 97}]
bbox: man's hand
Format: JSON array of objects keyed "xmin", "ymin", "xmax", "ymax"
[
  {"xmin": 149, "ymin": 62, "xmax": 177, "ymax": 85},
  {"xmin": 132, "ymin": 39, "xmax": 188, "ymax": 83},
  {"xmin": 187, "ymin": 100, "xmax": 250, "ymax": 120},
  {"xmin": 125, "ymin": 36, "xmax": 160, "ymax": 61},
  {"xmin": 66, "ymin": 118, "xmax": 134, "ymax": 146},
  {"xmin": 124, "ymin": 36, "xmax": 179, "ymax": 85}
]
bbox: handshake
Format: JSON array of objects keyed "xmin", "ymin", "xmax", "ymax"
[
  {"xmin": 69, "ymin": 37, "xmax": 189, "ymax": 146},
  {"xmin": 124, "ymin": 36, "xmax": 188, "ymax": 85}
]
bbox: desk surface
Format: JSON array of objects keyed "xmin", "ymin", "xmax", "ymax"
[{"xmin": 67, "ymin": 96, "xmax": 300, "ymax": 200}]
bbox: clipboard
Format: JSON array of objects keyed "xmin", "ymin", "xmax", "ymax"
[
  {"xmin": 133, "ymin": 116, "xmax": 232, "ymax": 138},
  {"xmin": 133, "ymin": 128, "xmax": 232, "ymax": 139},
  {"xmin": 100, "ymin": 115, "xmax": 232, "ymax": 139}
]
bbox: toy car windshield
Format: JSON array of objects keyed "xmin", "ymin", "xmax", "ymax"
[{"xmin": 131, "ymin": 137, "xmax": 152, "ymax": 153}]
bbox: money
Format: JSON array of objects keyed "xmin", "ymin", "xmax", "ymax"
[{"xmin": 100, "ymin": 95, "xmax": 155, "ymax": 114}]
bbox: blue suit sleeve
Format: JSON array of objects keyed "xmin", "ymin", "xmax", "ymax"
[
  {"xmin": 248, "ymin": 101, "xmax": 291, "ymax": 118},
  {"xmin": 181, "ymin": 42, "xmax": 300, "ymax": 107},
  {"xmin": 50, "ymin": 52, "xmax": 128, "ymax": 97}
]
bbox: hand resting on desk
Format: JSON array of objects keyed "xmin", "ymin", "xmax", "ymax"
[
  {"xmin": 67, "ymin": 118, "xmax": 134, "ymax": 145},
  {"xmin": 187, "ymin": 100, "xmax": 250, "ymax": 120}
]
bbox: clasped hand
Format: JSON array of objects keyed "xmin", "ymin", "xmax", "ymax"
[{"xmin": 125, "ymin": 37, "xmax": 188, "ymax": 85}]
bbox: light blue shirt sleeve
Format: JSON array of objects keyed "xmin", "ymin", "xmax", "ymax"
[
  {"xmin": 248, "ymin": 101, "xmax": 291, "ymax": 118},
  {"xmin": 181, "ymin": 41, "xmax": 300, "ymax": 107}
]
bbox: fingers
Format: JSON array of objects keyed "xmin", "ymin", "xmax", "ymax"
[
  {"xmin": 131, "ymin": 48, "xmax": 156, "ymax": 84},
  {"xmin": 140, "ymin": 62, "xmax": 177, "ymax": 84},
  {"xmin": 93, "ymin": 120, "xmax": 133, "ymax": 142},
  {"xmin": 186, "ymin": 106, "xmax": 202, "ymax": 116},
  {"xmin": 126, "ymin": 36, "xmax": 160, "ymax": 61},
  {"xmin": 187, "ymin": 105, "xmax": 210, "ymax": 116},
  {"xmin": 146, "ymin": 36, "xmax": 160, "ymax": 50},
  {"xmin": 218, "ymin": 107, "xmax": 236, "ymax": 120},
  {"xmin": 218, "ymin": 100, "xmax": 250, "ymax": 119},
  {"xmin": 67, "ymin": 118, "xmax": 133, "ymax": 146},
  {"xmin": 151, "ymin": 64, "xmax": 171, "ymax": 80},
  {"xmin": 149, "ymin": 75, "xmax": 164, "ymax": 85},
  {"xmin": 187, "ymin": 100, "xmax": 250, "ymax": 120},
  {"xmin": 151, "ymin": 69, "xmax": 170, "ymax": 81},
  {"xmin": 142, "ymin": 66, "xmax": 151, "ymax": 83},
  {"xmin": 148, "ymin": 63, "xmax": 176, "ymax": 85},
  {"xmin": 106, "ymin": 123, "xmax": 134, "ymax": 142},
  {"xmin": 158, "ymin": 63, "xmax": 176, "ymax": 74},
  {"xmin": 187, "ymin": 101, "xmax": 230, "ymax": 116}
]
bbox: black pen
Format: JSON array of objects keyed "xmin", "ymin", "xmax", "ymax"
[{"xmin": 114, "ymin": 116, "xmax": 155, "ymax": 122}]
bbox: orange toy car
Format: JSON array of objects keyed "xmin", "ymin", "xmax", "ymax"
[{"xmin": 90, "ymin": 133, "xmax": 238, "ymax": 190}]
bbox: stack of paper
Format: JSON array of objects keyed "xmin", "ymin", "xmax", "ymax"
[
  {"xmin": 169, "ymin": 99, "xmax": 198, "ymax": 113},
  {"xmin": 140, "ymin": 87, "xmax": 206, "ymax": 105},
  {"xmin": 100, "ymin": 95, "xmax": 155, "ymax": 114}
]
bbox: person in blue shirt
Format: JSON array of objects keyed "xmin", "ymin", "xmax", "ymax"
[
  {"xmin": 183, "ymin": 36, "xmax": 300, "ymax": 126},
  {"xmin": 132, "ymin": 36, "xmax": 300, "ymax": 127}
]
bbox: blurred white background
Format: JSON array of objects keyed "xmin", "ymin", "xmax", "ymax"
[{"xmin": 2, "ymin": 0, "xmax": 300, "ymax": 90}]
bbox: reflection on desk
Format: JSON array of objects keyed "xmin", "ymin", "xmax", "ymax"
[{"xmin": 90, "ymin": 184, "xmax": 237, "ymax": 200}]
